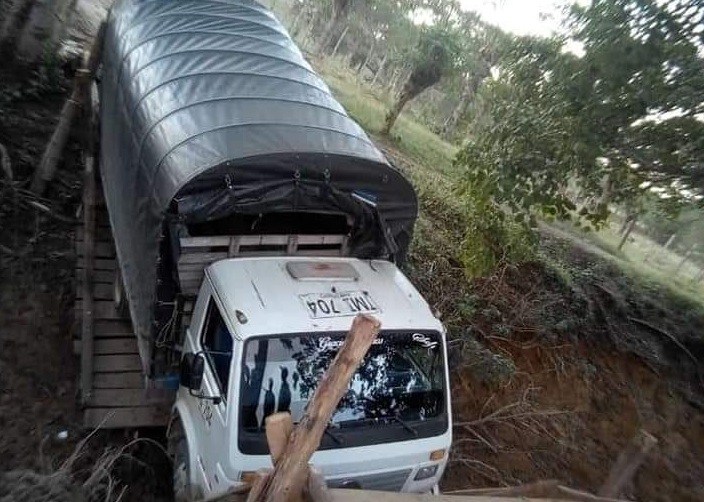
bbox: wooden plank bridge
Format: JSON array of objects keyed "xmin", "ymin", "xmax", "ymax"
[{"xmin": 75, "ymin": 176, "xmax": 171, "ymax": 429}]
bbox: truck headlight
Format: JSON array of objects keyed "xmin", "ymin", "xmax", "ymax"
[{"xmin": 413, "ymin": 465, "xmax": 439, "ymax": 481}]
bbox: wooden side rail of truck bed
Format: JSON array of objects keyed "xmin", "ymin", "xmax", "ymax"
[{"xmin": 177, "ymin": 234, "xmax": 350, "ymax": 295}]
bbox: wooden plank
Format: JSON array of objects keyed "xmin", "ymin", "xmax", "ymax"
[
  {"xmin": 75, "ymin": 269, "xmax": 113, "ymax": 283},
  {"xmin": 94, "ymin": 319, "xmax": 133, "ymax": 337},
  {"xmin": 83, "ymin": 406, "xmax": 170, "ymax": 429},
  {"xmin": 87, "ymin": 388, "xmax": 169, "ymax": 407},
  {"xmin": 77, "ymin": 257, "xmax": 116, "ymax": 270},
  {"xmin": 178, "ymin": 251, "xmax": 228, "ymax": 264},
  {"xmin": 93, "ymin": 372, "xmax": 144, "ymax": 389},
  {"xmin": 294, "ymin": 249, "xmax": 343, "ymax": 257},
  {"xmin": 80, "ymin": 147, "xmax": 96, "ymax": 405},
  {"xmin": 180, "ymin": 282, "xmax": 201, "ymax": 296},
  {"xmin": 297, "ymin": 234, "xmax": 345, "ymax": 245},
  {"xmin": 76, "ymin": 225, "xmax": 113, "ymax": 241},
  {"xmin": 95, "ymin": 338, "xmax": 138, "ymax": 355},
  {"xmin": 178, "ymin": 269, "xmax": 205, "ymax": 282},
  {"xmin": 75, "ymin": 282, "xmax": 113, "ymax": 300},
  {"xmin": 75, "ymin": 300, "xmax": 123, "ymax": 320},
  {"xmin": 179, "ymin": 234, "xmax": 344, "ymax": 249},
  {"xmin": 94, "ymin": 354, "xmax": 143, "ymax": 373},
  {"xmin": 76, "ymin": 240, "xmax": 114, "ymax": 258}
]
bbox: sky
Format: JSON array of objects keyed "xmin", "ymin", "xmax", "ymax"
[{"xmin": 458, "ymin": 0, "xmax": 569, "ymax": 37}]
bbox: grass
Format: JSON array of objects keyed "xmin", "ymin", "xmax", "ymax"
[
  {"xmin": 548, "ymin": 219, "xmax": 704, "ymax": 308},
  {"xmin": 311, "ymin": 57, "xmax": 458, "ymax": 177}
]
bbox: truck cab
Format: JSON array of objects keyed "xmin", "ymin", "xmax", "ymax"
[{"xmin": 172, "ymin": 257, "xmax": 451, "ymax": 499}]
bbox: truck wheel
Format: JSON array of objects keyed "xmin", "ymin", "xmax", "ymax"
[
  {"xmin": 113, "ymin": 268, "xmax": 129, "ymax": 318},
  {"xmin": 168, "ymin": 417, "xmax": 192, "ymax": 502}
]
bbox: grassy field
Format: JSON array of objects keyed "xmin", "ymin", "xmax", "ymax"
[{"xmin": 550, "ymin": 219, "xmax": 704, "ymax": 306}]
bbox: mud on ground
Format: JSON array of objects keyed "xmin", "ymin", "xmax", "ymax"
[{"xmin": 1, "ymin": 56, "xmax": 704, "ymax": 502}]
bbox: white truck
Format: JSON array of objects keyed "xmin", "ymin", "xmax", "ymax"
[
  {"xmin": 91, "ymin": 0, "xmax": 453, "ymax": 499},
  {"xmin": 171, "ymin": 258, "xmax": 451, "ymax": 499}
]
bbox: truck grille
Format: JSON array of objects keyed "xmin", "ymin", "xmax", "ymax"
[{"xmin": 327, "ymin": 469, "xmax": 411, "ymax": 492}]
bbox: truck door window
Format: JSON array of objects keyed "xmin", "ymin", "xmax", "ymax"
[{"xmin": 201, "ymin": 300, "xmax": 234, "ymax": 399}]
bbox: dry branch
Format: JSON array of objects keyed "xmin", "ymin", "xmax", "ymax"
[
  {"xmin": 31, "ymin": 22, "xmax": 105, "ymax": 195},
  {"xmin": 628, "ymin": 317, "xmax": 698, "ymax": 367}
]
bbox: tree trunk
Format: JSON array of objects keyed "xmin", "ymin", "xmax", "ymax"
[
  {"xmin": 371, "ymin": 53, "xmax": 387, "ymax": 86},
  {"xmin": 664, "ymin": 233, "xmax": 677, "ymax": 249},
  {"xmin": 694, "ymin": 267, "xmax": 704, "ymax": 284},
  {"xmin": 330, "ymin": 23, "xmax": 349, "ymax": 58},
  {"xmin": 598, "ymin": 174, "xmax": 613, "ymax": 209},
  {"xmin": 617, "ymin": 215, "xmax": 637, "ymax": 251},
  {"xmin": 356, "ymin": 39, "xmax": 375, "ymax": 74},
  {"xmin": 382, "ymin": 91, "xmax": 412, "ymax": 135},
  {"xmin": 289, "ymin": 7, "xmax": 306, "ymax": 37},
  {"xmin": 675, "ymin": 244, "xmax": 697, "ymax": 274},
  {"xmin": 441, "ymin": 83, "xmax": 472, "ymax": 139},
  {"xmin": 316, "ymin": 15, "xmax": 338, "ymax": 54}
]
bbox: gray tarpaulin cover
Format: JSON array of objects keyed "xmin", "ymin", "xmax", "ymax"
[{"xmin": 100, "ymin": 0, "xmax": 418, "ymax": 372}]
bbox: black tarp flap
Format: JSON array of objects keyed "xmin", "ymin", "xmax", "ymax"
[{"xmin": 99, "ymin": 0, "xmax": 418, "ymax": 370}]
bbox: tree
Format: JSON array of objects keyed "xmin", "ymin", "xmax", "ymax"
[
  {"xmin": 457, "ymin": 0, "xmax": 704, "ymax": 227},
  {"xmin": 440, "ymin": 18, "xmax": 505, "ymax": 139},
  {"xmin": 317, "ymin": 0, "xmax": 356, "ymax": 54},
  {"xmin": 382, "ymin": 26, "xmax": 457, "ymax": 135}
]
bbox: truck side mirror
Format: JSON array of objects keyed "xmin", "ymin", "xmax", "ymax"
[
  {"xmin": 180, "ymin": 353, "xmax": 205, "ymax": 392},
  {"xmin": 447, "ymin": 339, "xmax": 465, "ymax": 369}
]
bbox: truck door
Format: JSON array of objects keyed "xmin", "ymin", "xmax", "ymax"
[{"xmin": 193, "ymin": 295, "xmax": 235, "ymax": 495}]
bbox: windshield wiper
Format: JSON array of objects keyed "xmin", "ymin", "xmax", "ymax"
[
  {"xmin": 388, "ymin": 414, "xmax": 418, "ymax": 436},
  {"xmin": 323, "ymin": 424, "xmax": 343, "ymax": 445}
]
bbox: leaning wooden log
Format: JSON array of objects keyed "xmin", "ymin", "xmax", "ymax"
[
  {"xmin": 598, "ymin": 429, "xmax": 657, "ymax": 498},
  {"xmin": 31, "ymin": 22, "xmax": 105, "ymax": 195},
  {"xmin": 261, "ymin": 314, "xmax": 381, "ymax": 502}
]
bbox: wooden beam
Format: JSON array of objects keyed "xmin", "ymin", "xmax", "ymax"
[
  {"xmin": 31, "ymin": 22, "xmax": 106, "ymax": 195},
  {"xmin": 93, "ymin": 354, "xmax": 143, "ymax": 373},
  {"xmin": 261, "ymin": 315, "xmax": 381, "ymax": 502},
  {"xmin": 598, "ymin": 429, "xmax": 657, "ymax": 498},
  {"xmin": 93, "ymin": 372, "xmax": 144, "ymax": 389},
  {"xmin": 83, "ymin": 405, "xmax": 170, "ymax": 429},
  {"xmin": 266, "ymin": 412, "xmax": 293, "ymax": 465},
  {"xmin": 79, "ymin": 141, "xmax": 97, "ymax": 405},
  {"xmin": 94, "ymin": 338, "xmax": 139, "ymax": 355}
]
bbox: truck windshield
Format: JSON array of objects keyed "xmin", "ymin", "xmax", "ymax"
[{"xmin": 238, "ymin": 330, "xmax": 447, "ymax": 452}]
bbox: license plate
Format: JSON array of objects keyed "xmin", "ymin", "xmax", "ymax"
[{"xmin": 300, "ymin": 291, "xmax": 380, "ymax": 319}]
